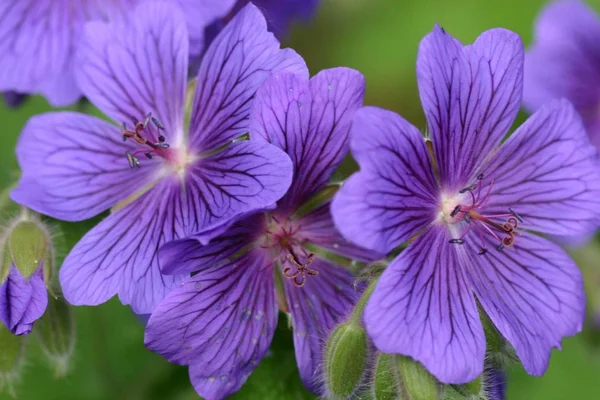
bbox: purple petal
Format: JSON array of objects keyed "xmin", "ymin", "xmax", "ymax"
[
  {"xmin": 145, "ymin": 250, "xmax": 277, "ymax": 400},
  {"xmin": 331, "ymin": 106, "xmax": 438, "ymax": 254},
  {"xmin": 364, "ymin": 226, "xmax": 485, "ymax": 384},
  {"xmin": 299, "ymin": 202, "xmax": 382, "ymax": 262},
  {"xmin": 463, "ymin": 233, "xmax": 584, "ymax": 376},
  {"xmin": 160, "ymin": 213, "xmax": 265, "ymax": 276},
  {"xmin": 0, "ymin": 0, "xmax": 82, "ymax": 106},
  {"xmin": 59, "ymin": 178, "xmax": 186, "ymax": 314},
  {"xmin": 283, "ymin": 257, "xmax": 359, "ymax": 393},
  {"xmin": 0, "ymin": 265, "xmax": 48, "ymax": 336},
  {"xmin": 250, "ymin": 68, "xmax": 365, "ymax": 210},
  {"xmin": 11, "ymin": 112, "xmax": 161, "ymax": 221},
  {"xmin": 524, "ymin": 1, "xmax": 600, "ymax": 119},
  {"xmin": 175, "ymin": 0, "xmax": 236, "ymax": 58},
  {"xmin": 481, "ymin": 99, "xmax": 600, "ymax": 236},
  {"xmin": 186, "ymin": 140, "xmax": 293, "ymax": 229},
  {"xmin": 417, "ymin": 26, "xmax": 523, "ymax": 191},
  {"xmin": 76, "ymin": 1, "xmax": 188, "ymax": 142},
  {"xmin": 188, "ymin": 3, "xmax": 309, "ymax": 153}
]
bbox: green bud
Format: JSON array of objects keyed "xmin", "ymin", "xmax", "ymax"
[
  {"xmin": 445, "ymin": 377, "xmax": 482, "ymax": 400},
  {"xmin": 324, "ymin": 322, "xmax": 368, "ymax": 399},
  {"xmin": 0, "ymin": 324, "xmax": 26, "ymax": 397},
  {"xmin": 35, "ymin": 296, "xmax": 75, "ymax": 377},
  {"xmin": 372, "ymin": 353, "xmax": 400, "ymax": 400},
  {"xmin": 395, "ymin": 356, "xmax": 442, "ymax": 400},
  {"xmin": 1, "ymin": 211, "xmax": 53, "ymax": 284}
]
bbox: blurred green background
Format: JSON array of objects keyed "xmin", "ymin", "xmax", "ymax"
[{"xmin": 2, "ymin": 0, "xmax": 600, "ymax": 398}]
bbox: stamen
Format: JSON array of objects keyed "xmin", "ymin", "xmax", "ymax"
[
  {"xmin": 449, "ymin": 239, "xmax": 465, "ymax": 245},
  {"xmin": 478, "ymin": 248, "xmax": 487, "ymax": 255},
  {"xmin": 121, "ymin": 112, "xmax": 170, "ymax": 167},
  {"xmin": 450, "ymin": 205, "xmax": 461, "ymax": 218},
  {"xmin": 126, "ymin": 151, "xmax": 140, "ymax": 168},
  {"xmin": 477, "ymin": 173, "xmax": 484, "ymax": 180},
  {"xmin": 459, "ymin": 184, "xmax": 477, "ymax": 193},
  {"xmin": 496, "ymin": 244, "xmax": 504, "ymax": 251},
  {"xmin": 509, "ymin": 208, "xmax": 523, "ymax": 223}
]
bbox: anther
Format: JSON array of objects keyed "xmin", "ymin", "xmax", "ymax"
[
  {"xmin": 126, "ymin": 151, "xmax": 140, "ymax": 168},
  {"xmin": 478, "ymin": 248, "xmax": 487, "ymax": 255},
  {"xmin": 145, "ymin": 153, "xmax": 153, "ymax": 159},
  {"xmin": 450, "ymin": 205, "xmax": 461, "ymax": 218},
  {"xmin": 496, "ymin": 244, "xmax": 504, "ymax": 251},
  {"xmin": 509, "ymin": 208, "xmax": 523, "ymax": 223},
  {"xmin": 152, "ymin": 117, "xmax": 165, "ymax": 130},
  {"xmin": 464, "ymin": 213, "xmax": 472, "ymax": 223},
  {"xmin": 459, "ymin": 184, "xmax": 477, "ymax": 193},
  {"xmin": 158, "ymin": 135, "xmax": 166, "ymax": 143},
  {"xmin": 477, "ymin": 173, "xmax": 484, "ymax": 180},
  {"xmin": 449, "ymin": 239, "xmax": 465, "ymax": 245},
  {"xmin": 156, "ymin": 143, "xmax": 170, "ymax": 149}
]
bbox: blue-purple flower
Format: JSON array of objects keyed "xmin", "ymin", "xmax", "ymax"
[
  {"xmin": 0, "ymin": 0, "xmax": 235, "ymax": 106},
  {"xmin": 524, "ymin": 0, "xmax": 600, "ymax": 150},
  {"xmin": 144, "ymin": 67, "xmax": 379, "ymax": 399},
  {"xmin": 332, "ymin": 26, "xmax": 600, "ymax": 383},
  {"xmin": 11, "ymin": 2, "xmax": 307, "ymax": 314}
]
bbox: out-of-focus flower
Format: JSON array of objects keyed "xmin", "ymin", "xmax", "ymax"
[
  {"xmin": 0, "ymin": 212, "xmax": 53, "ymax": 335},
  {"xmin": 524, "ymin": 0, "xmax": 600, "ymax": 150},
  {"xmin": 332, "ymin": 26, "xmax": 600, "ymax": 384},
  {"xmin": 145, "ymin": 68, "xmax": 380, "ymax": 399},
  {"xmin": 11, "ymin": 2, "xmax": 306, "ymax": 314},
  {"xmin": 0, "ymin": 0, "xmax": 235, "ymax": 106}
]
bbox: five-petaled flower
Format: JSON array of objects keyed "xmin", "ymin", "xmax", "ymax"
[
  {"xmin": 0, "ymin": 0, "xmax": 236, "ymax": 106},
  {"xmin": 144, "ymin": 68, "xmax": 381, "ymax": 400},
  {"xmin": 11, "ymin": 2, "xmax": 307, "ymax": 314},
  {"xmin": 524, "ymin": 0, "xmax": 600, "ymax": 151},
  {"xmin": 332, "ymin": 25, "xmax": 600, "ymax": 383}
]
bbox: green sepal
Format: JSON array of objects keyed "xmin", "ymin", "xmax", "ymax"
[
  {"xmin": 372, "ymin": 353, "xmax": 400, "ymax": 400},
  {"xmin": 395, "ymin": 355, "xmax": 443, "ymax": 400}
]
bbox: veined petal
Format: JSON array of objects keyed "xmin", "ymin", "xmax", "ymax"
[
  {"xmin": 299, "ymin": 202, "xmax": 382, "ymax": 262},
  {"xmin": 186, "ymin": 140, "xmax": 293, "ymax": 229},
  {"xmin": 283, "ymin": 257, "xmax": 359, "ymax": 393},
  {"xmin": 524, "ymin": 1, "xmax": 600, "ymax": 114},
  {"xmin": 160, "ymin": 213, "xmax": 264, "ymax": 276},
  {"xmin": 481, "ymin": 99, "xmax": 600, "ymax": 236},
  {"xmin": 365, "ymin": 227, "xmax": 485, "ymax": 384},
  {"xmin": 59, "ymin": 178, "xmax": 187, "ymax": 314},
  {"xmin": 0, "ymin": 265, "xmax": 48, "ymax": 336},
  {"xmin": 0, "ymin": 0, "xmax": 82, "ymax": 106},
  {"xmin": 145, "ymin": 250, "xmax": 277, "ymax": 400},
  {"xmin": 417, "ymin": 26, "xmax": 523, "ymax": 191},
  {"xmin": 11, "ymin": 112, "xmax": 160, "ymax": 221},
  {"xmin": 76, "ymin": 1, "xmax": 188, "ymax": 143},
  {"xmin": 332, "ymin": 106, "xmax": 438, "ymax": 254},
  {"xmin": 250, "ymin": 68, "xmax": 365, "ymax": 210},
  {"xmin": 462, "ymin": 233, "xmax": 585, "ymax": 375},
  {"xmin": 188, "ymin": 3, "xmax": 309, "ymax": 153}
]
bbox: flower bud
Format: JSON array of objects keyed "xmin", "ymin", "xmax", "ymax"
[
  {"xmin": 372, "ymin": 353, "xmax": 400, "ymax": 400},
  {"xmin": 0, "ymin": 324, "xmax": 26, "ymax": 396},
  {"xmin": 395, "ymin": 356, "xmax": 442, "ymax": 400},
  {"xmin": 324, "ymin": 322, "xmax": 368, "ymax": 399},
  {"xmin": 1, "ymin": 211, "xmax": 53, "ymax": 335},
  {"xmin": 35, "ymin": 295, "xmax": 75, "ymax": 377}
]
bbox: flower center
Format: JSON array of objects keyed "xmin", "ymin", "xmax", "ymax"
[
  {"xmin": 440, "ymin": 174, "xmax": 523, "ymax": 255},
  {"xmin": 122, "ymin": 113, "xmax": 172, "ymax": 167},
  {"xmin": 261, "ymin": 214, "xmax": 318, "ymax": 288}
]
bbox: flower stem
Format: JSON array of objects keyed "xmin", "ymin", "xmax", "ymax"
[{"xmin": 350, "ymin": 276, "xmax": 379, "ymax": 325}]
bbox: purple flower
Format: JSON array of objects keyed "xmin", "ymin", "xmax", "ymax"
[
  {"xmin": 0, "ymin": 265, "xmax": 48, "ymax": 336},
  {"xmin": 11, "ymin": 2, "xmax": 307, "ymax": 314},
  {"xmin": 524, "ymin": 0, "xmax": 600, "ymax": 150},
  {"xmin": 332, "ymin": 26, "xmax": 600, "ymax": 384},
  {"xmin": 145, "ymin": 68, "xmax": 379, "ymax": 399},
  {"xmin": 0, "ymin": 0, "xmax": 235, "ymax": 106},
  {"xmin": 233, "ymin": 0, "xmax": 320, "ymax": 38}
]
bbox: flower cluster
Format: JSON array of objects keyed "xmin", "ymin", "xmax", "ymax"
[{"xmin": 2, "ymin": 0, "xmax": 600, "ymax": 399}]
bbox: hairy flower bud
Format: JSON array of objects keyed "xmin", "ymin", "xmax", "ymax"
[
  {"xmin": 372, "ymin": 353, "xmax": 400, "ymax": 400},
  {"xmin": 324, "ymin": 322, "xmax": 368, "ymax": 399},
  {"xmin": 395, "ymin": 356, "xmax": 442, "ymax": 400},
  {"xmin": 1, "ymin": 211, "xmax": 53, "ymax": 335},
  {"xmin": 35, "ymin": 296, "xmax": 75, "ymax": 377},
  {"xmin": 0, "ymin": 324, "xmax": 26, "ymax": 396}
]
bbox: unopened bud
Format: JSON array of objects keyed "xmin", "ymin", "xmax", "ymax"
[
  {"xmin": 0, "ymin": 324, "xmax": 27, "ymax": 396},
  {"xmin": 482, "ymin": 366, "xmax": 506, "ymax": 400},
  {"xmin": 324, "ymin": 322, "xmax": 368, "ymax": 399},
  {"xmin": 35, "ymin": 296, "xmax": 75, "ymax": 377},
  {"xmin": 1, "ymin": 211, "xmax": 53, "ymax": 335},
  {"xmin": 395, "ymin": 356, "xmax": 442, "ymax": 400},
  {"xmin": 372, "ymin": 353, "xmax": 400, "ymax": 400}
]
